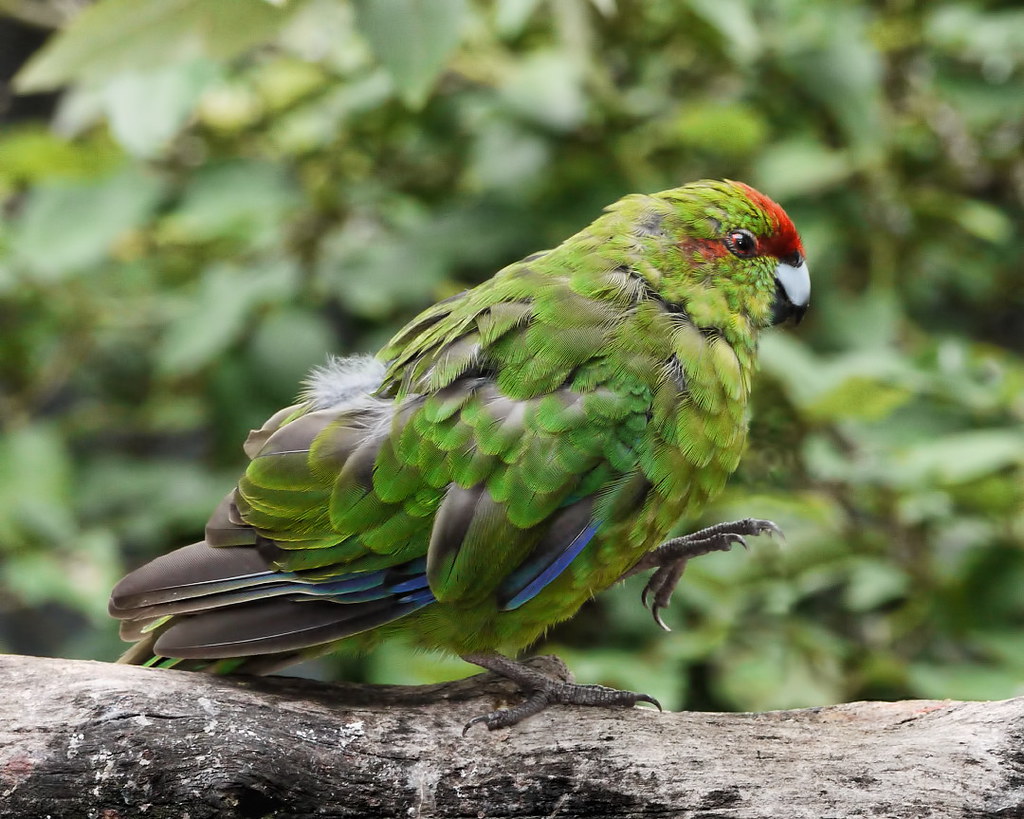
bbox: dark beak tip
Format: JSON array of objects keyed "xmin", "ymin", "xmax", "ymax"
[
  {"xmin": 770, "ymin": 291, "xmax": 808, "ymax": 326},
  {"xmin": 770, "ymin": 274, "xmax": 809, "ymax": 326}
]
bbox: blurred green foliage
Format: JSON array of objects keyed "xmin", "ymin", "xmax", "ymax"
[{"xmin": 1, "ymin": 0, "xmax": 1022, "ymax": 711}]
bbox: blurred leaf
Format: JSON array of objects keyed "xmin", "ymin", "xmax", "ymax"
[
  {"xmin": 779, "ymin": 7, "xmax": 884, "ymax": 156},
  {"xmin": 79, "ymin": 457, "xmax": 237, "ymax": 545},
  {"xmin": 672, "ymin": 102, "xmax": 768, "ymax": 158},
  {"xmin": 687, "ymin": 0, "xmax": 760, "ymax": 63},
  {"xmin": 951, "ymin": 199, "xmax": 1014, "ymax": 245},
  {"xmin": 844, "ymin": 559, "xmax": 908, "ymax": 612},
  {"xmin": 815, "ymin": 289, "xmax": 901, "ymax": 353},
  {"xmin": 101, "ymin": 60, "xmax": 220, "ymax": 157},
  {"xmin": 353, "ymin": 0, "xmax": 468, "ymax": 108},
  {"xmin": 467, "ymin": 121, "xmax": 550, "ymax": 193},
  {"xmin": 323, "ymin": 233, "xmax": 445, "ymax": 318},
  {"xmin": 972, "ymin": 630, "xmax": 1024, "ymax": 672},
  {"xmin": 716, "ymin": 625, "xmax": 844, "ymax": 710},
  {"xmin": 11, "ymin": 164, "xmax": 163, "ymax": 279},
  {"xmin": 163, "ymin": 159, "xmax": 300, "ymax": 245},
  {"xmin": 754, "ymin": 139, "xmax": 852, "ymax": 198},
  {"xmin": 0, "ymin": 128, "xmax": 120, "ymax": 190},
  {"xmin": 909, "ymin": 663, "xmax": 1024, "ymax": 701},
  {"xmin": 157, "ymin": 259, "xmax": 298, "ymax": 376},
  {"xmin": 500, "ymin": 50, "xmax": 587, "ymax": 131},
  {"xmin": 247, "ymin": 307, "xmax": 336, "ymax": 393},
  {"xmin": 892, "ymin": 429, "xmax": 1024, "ymax": 487},
  {"xmin": 276, "ymin": 0, "xmax": 368, "ymax": 65},
  {"xmin": 15, "ymin": 0, "xmax": 297, "ymax": 93},
  {"xmin": 3, "ymin": 529, "xmax": 120, "ymax": 619},
  {"xmin": 760, "ymin": 334, "xmax": 917, "ymax": 421},
  {"xmin": 0, "ymin": 425, "xmax": 74, "ymax": 546},
  {"xmin": 926, "ymin": 7, "xmax": 1024, "ymax": 65},
  {"xmin": 253, "ymin": 58, "xmax": 326, "ymax": 112},
  {"xmin": 808, "ymin": 377, "xmax": 912, "ymax": 422},
  {"xmin": 264, "ymin": 72, "xmax": 393, "ymax": 152},
  {"xmin": 495, "ymin": 0, "xmax": 543, "ymax": 37}
]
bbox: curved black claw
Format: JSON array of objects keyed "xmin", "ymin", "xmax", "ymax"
[
  {"xmin": 682, "ymin": 518, "xmax": 784, "ymax": 547},
  {"xmin": 461, "ymin": 654, "xmax": 662, "ymax": 733},
  {"xmin": 652, "ymin": 607, "xmax": 669, "ymax": 632},
  {"xmin": 642, "ymin": 560, "xmax": 687, "ymax": 631},
  {"xmin": 637, "ymin": 519, "xmax": 784, "ymax": 631},
  {"xmin": 731, "ymin": 518, "xmax": 784, "ymax": 542}
]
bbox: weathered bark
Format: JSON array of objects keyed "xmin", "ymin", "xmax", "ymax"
[{"xmin": 0, "ymin": 654, "xmax": 1021, "ymax": 818}]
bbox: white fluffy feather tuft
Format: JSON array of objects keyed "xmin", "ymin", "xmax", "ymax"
[{"xmin": 300, "ymin": 354, "xmax": 387, "ymax": 411}]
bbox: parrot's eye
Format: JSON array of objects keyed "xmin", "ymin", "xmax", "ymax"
[{"xmin": 724, "ymin": 229, "xmax": 758, "ymax": 258}]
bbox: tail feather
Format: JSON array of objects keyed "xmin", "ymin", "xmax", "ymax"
[
  {"xmin": 204, "ymin": 491, "xmax": 258, "ymax": 547},
  {"xmin": 150, "ymin": 594, "xmax": 430, "ymax": 659},
  {"xmin": 111, "ymin": 537, "xmax": 436, "ymax": 667},
  {"xmin": 109, "ymin": 540, "xmax": 278, "ymax": 612}
]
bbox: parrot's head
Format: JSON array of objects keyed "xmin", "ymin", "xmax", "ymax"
[{"xmin": 637, "ymin": 179, "xmax": 810, "ymax": 330}]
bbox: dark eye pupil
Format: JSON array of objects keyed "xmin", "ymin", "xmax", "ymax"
[{"xmin": 726, "ymin": 230, "xmax": 756, "ymax": 257}]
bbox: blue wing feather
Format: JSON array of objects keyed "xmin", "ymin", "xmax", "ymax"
[{"xmin": 498, "ymin": 521, "xmax": 600, "ymax": 611}]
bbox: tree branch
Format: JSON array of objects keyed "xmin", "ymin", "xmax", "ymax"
[{"xmin": 0, "ymin": 654, "xmax": 1021, "ymax": 818}]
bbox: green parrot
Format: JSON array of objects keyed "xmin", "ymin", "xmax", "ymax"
[{"xmin": 110, "ymin": 179, "xmax": 809, "ymax": 730}]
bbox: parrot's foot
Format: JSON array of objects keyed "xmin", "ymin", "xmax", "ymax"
[
  {"xmin": 624, "ymin": 518, "xmax": 783, "ymax": 631},
  {"xmin": 461, "ymin": 653, "xmax": 661, "ymax": 733}
]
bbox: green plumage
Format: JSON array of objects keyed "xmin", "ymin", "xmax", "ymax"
[{"xmin": 110, "ymin": 179, "xmax": 808, "ymax": 676}]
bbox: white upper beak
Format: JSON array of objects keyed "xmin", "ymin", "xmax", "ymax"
[{"xmin": 775, "ymin": 259, "xmax": 811, "ymax": 308}]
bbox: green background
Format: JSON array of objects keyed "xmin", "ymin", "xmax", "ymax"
[{"xmin": 1, "ymin": 0, "xmax": 1022, "ymax": 711}]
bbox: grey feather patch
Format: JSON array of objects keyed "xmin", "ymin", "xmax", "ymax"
[
  {"xmin": 635, "ymin": 212, "xmax": 665, "ymax": 237},
  {"xmin": 427, "ymin": 485, "xmax": 486, "ymax": 589},
  {"xmin": 254, "ymin": 408, "xmax": 348, "ymax": 457},
  {"xmin": 301, "ymin": 355, "xmax": 387, "ymax": 411},
  {"xmin": 152, "ymin": 598, "xmax": 419, "ymax": 658},
  {"xmin": 108, "ymin": 540, "xmax": 277, "ymax": 612},
  {"xmin": 244, "ymin": 403, "xmax": 303, "ymax": 458},
  {"xmin": 205, "ymin": 492, "xmax": 257, "ymax": 547}
]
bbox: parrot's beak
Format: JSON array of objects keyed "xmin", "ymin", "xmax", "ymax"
[{"xmin": 771, "ymin": 258, "xmax": 810, "ymax": 325}]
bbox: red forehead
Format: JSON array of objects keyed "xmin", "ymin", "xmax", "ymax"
[{"xmin": 731, "ymin": 181, "xmax": 804, "ymax": 260}]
